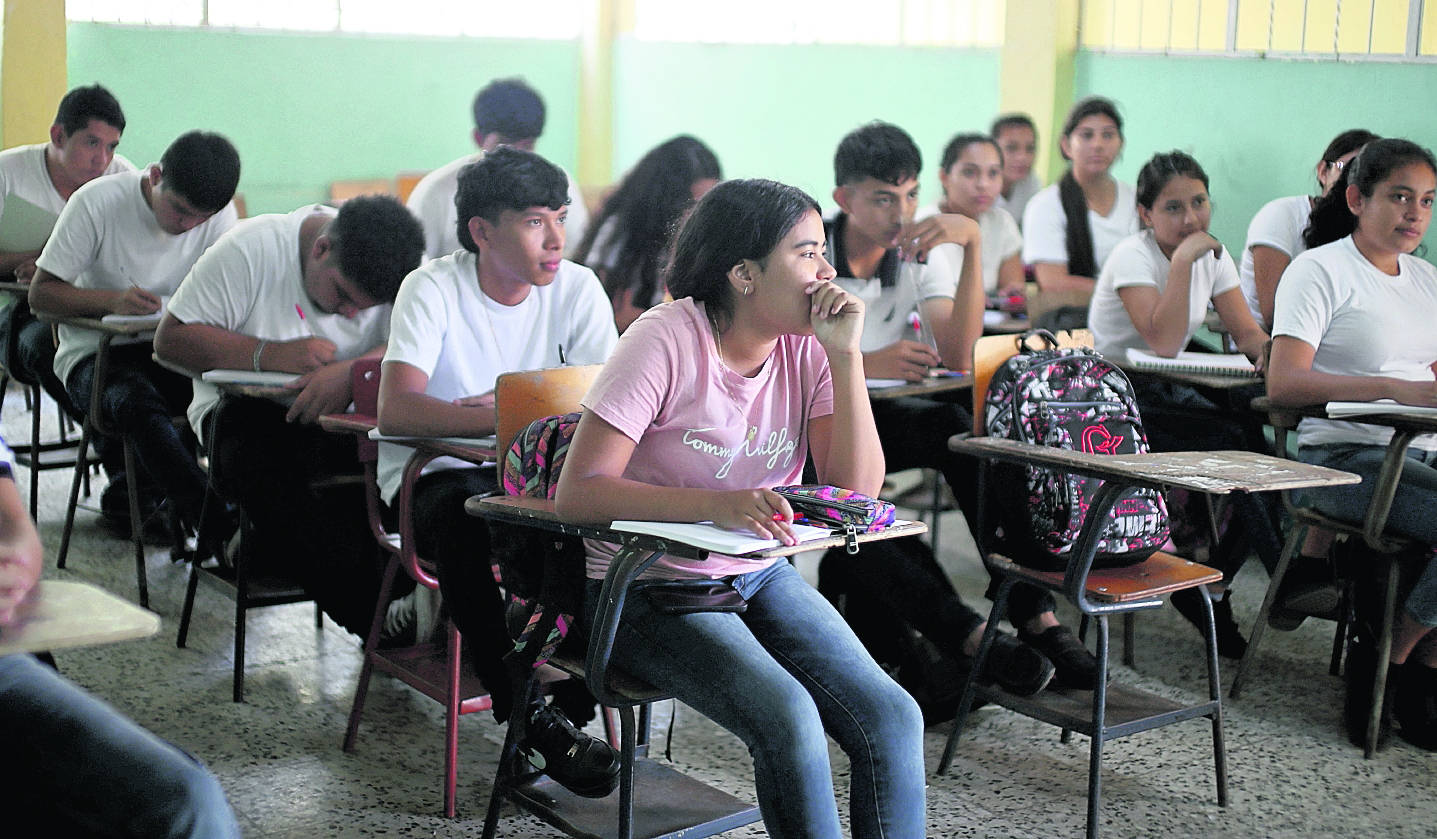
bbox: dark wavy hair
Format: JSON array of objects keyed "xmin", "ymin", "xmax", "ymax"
[
  {"xmin": 1304, "ymin": 138, "xmax": 1437, "ymax": 250},
  {"xmin": 453, "ymin": 146, "xmax": 569, "ymax": 253},
  {"xmin": 990, "ymin": 113, "xmax": 1037, "ymax": 142},
  {"xmin": 665, "ymin": 179, "xmax": 820, "ymax": 333},
  {"xmin": 1057, "ymin": 96, "xmax": 1124, "ymax": 278},
  {"xmin": 1135, "ymin": 151, "xmax": 1209, "ymax": 211},
  {"xmin": 328, "ymin": 195, "xmax": 426, "ymax": 303},
  {"xmin": 573, "ymin": 135, "xmax": 721, "ymax": 311},
  {"xmin": 834, "ymin": 121, "xmax": 922, "ymax": 187}
]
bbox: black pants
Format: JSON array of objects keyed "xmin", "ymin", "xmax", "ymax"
[
  {"xmin": 66, "ymin": 345, "xmax": 205, "ymax": 525},
  {"xmin": 210, "ymin": 397, "xmax": 388, "ymax": 637},
  {"xmin": 870, "ymin": 393, "xmax": 1057, "ymax": 624}
]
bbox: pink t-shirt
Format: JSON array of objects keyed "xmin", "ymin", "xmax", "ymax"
[{"xmin": 581, "ymin": 298, "xmax": 835, "ymax": 580}]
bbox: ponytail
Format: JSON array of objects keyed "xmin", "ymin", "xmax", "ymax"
[{"xmin": 1059, "ymin": 171, "xmax": 1098, "ymax": 278}]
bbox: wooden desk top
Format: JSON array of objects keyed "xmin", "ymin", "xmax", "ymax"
[
  {"xmin": 0, "ymin": 580, "xmax": 160, "ymax": 655},
  {"xmin": 318, "ymin": 413, "xmax": 378, "ymax": 435},
  {"xmin": 38, "ymin": 313, "xmax": 159, "ymax": 337},
  {"xmin": 952, "ymin": 436, "xmax": 1360, "ymax": 495},
  {"xmin": 868, "ymin": 371, "xmax": 974, "ymax": 400},
  {"xmin": 153, "ymin": 356, "xmax": 296, "ymax": 402},
  {"xmin": 469, "ymin": 495, "xmax": 928, "ymax": 559},
  {"xmin": 1253, "ymin": 396, "xmax": 1437, "ymax": 434}
]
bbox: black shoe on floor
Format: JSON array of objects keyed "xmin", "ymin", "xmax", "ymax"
[
  {"xmin": 1269, "ymin": 558, "xmax": 1342, "ymax": 631},
  {"xmin": 1343, "ymin": 636, "xmax": 1395, "ymax": 750},
  {"xmin": 521, "ymin": 703, "xmax": 620, "ymax": 798},
  {"xmin": 1019, "ymin": 625, "xmax": 1099, "ymax": 690},
  {"xmin": 973, "ymin": 632, "xmax": 1055, "ymax": 697},
  {"xmin": 1393, "ymin": 660, "xmax": 1437, "ymax": 751},
  {"xmin": 1171, "ymin": 588, "xmax": 1248, "ymax": 660}
]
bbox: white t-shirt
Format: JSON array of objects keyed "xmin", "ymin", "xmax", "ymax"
[
  {"xmin": 378, "ymin": 252, "xmax": 618, "ymax": 500},
  {"xmin": 1021, "ymin": 180, "xmax": 1139, "ymax": 273},
  {"xmin": 1088, "ymin": 229, "xmax": 1241, "ymax": 359},
  {"xmin": 824, "ymin": 217, "xmax": 958, "ymax": 353},
  {"xmin": 405, "ymin": 152, "xmax": 590, "ymax": 262},
  {"xmin": 1239, "ymin": 194, "xmax": 1312, "ymax": 329},
  {"xmin": 36, "ymin": 170, "xmax": 238, "ymax": 384},
  {"xmin": 1272, "ymin": 235, "xmax": 1437, "ymax": 450},
  {"xmin": 167, "ymin": 205, "xmax": 392, "ymax": 434},
  {"xmin": 0, "ymin": 143, "xmax": 134, "ymax": 314},
  {"xmin": 995, "ymin": 171, "xmax": 1041, "ymax": 229},
  {"xmin": 915, "ymin": 201, "xmax": 1022, "ymax": 294}
]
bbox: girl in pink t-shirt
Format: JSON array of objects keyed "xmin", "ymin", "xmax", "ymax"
[{"xmin": 556, "ymin": 179, "xmax": 926, "ymax": 838}]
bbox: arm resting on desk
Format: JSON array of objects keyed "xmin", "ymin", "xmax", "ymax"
[
  {"xmin": 377, "ymin": 359, "xmax": 497, "ymax": 438},
  {"xmin": 1268, "ymin": 334, "xmax": 1437, "ymax": 408},
  {"xmin": 28, "ymin": 268, "xmax": 158, "ymax": 318}
]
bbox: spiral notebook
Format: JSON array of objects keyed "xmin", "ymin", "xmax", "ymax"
[{"xmin": 1126, "ymin": 348, "xmax": 1258, "ymax": 378}]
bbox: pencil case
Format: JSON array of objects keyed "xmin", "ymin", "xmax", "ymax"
[{"xmin": 771, "ymin": 484, "xmax": 897, "ymax": 553}]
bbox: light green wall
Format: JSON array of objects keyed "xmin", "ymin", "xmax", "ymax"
[
  {"xmin": 67, "ymin": 23, "xmax": 999, "ymax": 215},
  {"xmin": 612, "ymin": 39, "xmax": 1000, "ymax": 209},
  {"xmin": 1076, "ymin": 52, "xmax": 1437, "ymax": 257},
  {"xmin": 66, "ymin": 23, "xmax": 580, "ymax": 214}
]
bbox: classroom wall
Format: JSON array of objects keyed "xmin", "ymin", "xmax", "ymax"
[
  {"xmin": 1076, "ymin": 52, "xmax": 1437, "ymax": 257},
  {"xmin": 66, "ymin": 21, "xmax": 1437, "ymax": 263},
  {"xmin": 67, "ymin": 22, "xmax": 999, "ymax": 215},
  {"xmin": 611, "ymin": 39, "xmax": 1000, "ymax": 208},
  {"xmin": 66, "ymin": 23, "xmax": 580, "ymax": 214}
]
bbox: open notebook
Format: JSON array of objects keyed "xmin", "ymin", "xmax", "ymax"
[
  {"xmin": 1126, "ymin": 348, "xmax": 1257, "ymax": 377},
  {"xmin": 610, "ymin": 520, "xmax": 844, "ymax": 555},
  {"xmin": 201, "ymin": 370, "xmax": 300, "ymax": 387},
  {"xmin": 1326, "ymin": 400, "xmax": 1437, "ymax": 419},
  {"xmin": 101, "ymin": 296, "xmax": 170, "ymax": 326}
]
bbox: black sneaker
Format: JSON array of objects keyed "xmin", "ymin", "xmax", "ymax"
[
  {"xmin": 1171, "ymin": 588, "xmax": 1248, "ymax": 660},
  {"xmin": 521, "ymin": 703, "xmax": 620, "ymax": 798},
  {"xmin": 975, "ymin": 632, "xmax": 1055, "ymax": 697},
  {"xmin": 1393, "ymin": 660, "xmax": 1437, "ymax": 751},
  {"xmin": 1019, "ymin": 625, "xmax": 1099, "ymax": 690}
]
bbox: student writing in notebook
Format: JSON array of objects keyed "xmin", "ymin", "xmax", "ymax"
[
  {"xmin": 1088, "ymin": 150, "xmax": 1273, "ymax": 656},
  {"xmin": 0, "ymin": 85, "xmax": 134, "ymax": 425},
  {"xmin": 555, "ymin": 178, "xmax": 926, "ymax": 838},
  {"xmin": 1267, "ymin": 139, "xmax": 1437, "ymax": 750},
  {"xmin": 154, "ymin": 196, "xmax": 425, "ymax": 638},
  {"xmin": 378, "ymin": 147, "xmax": 620, "ymax": 797},
  {"xmin": 28, "ymin": 131, "xmax": 240, "ymax": 544}
]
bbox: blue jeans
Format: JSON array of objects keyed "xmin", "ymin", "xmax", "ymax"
[
  {"xmin": 583, "ymin": 560, "xmax": 926, "ymax": 839},
  {"xmin": 0, "ymin": 654, "xmax": 240, "ymax": 838},
  {"xmin": 1299, "ymin": 443, "xmax": 1437, "ymax": 627}
]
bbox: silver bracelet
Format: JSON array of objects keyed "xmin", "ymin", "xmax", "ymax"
[{"xmin": 252, "ymin": 339, "xmax": 268, "ymax": 373}]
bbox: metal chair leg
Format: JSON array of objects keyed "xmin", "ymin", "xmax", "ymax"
[{"xmin": 56, "ymin": 419, "xmax": 96, "ymax": 570}]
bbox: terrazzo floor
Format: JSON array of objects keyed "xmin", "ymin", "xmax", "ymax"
[{"xmin": 7, "ymin": 386, "xmax": 1436, "ymax": 838}]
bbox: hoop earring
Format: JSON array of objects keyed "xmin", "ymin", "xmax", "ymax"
[{"xmin": 743, "ymin": 284, "xmax": 752, "ymax": 296}]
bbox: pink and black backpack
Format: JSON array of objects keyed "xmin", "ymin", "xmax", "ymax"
[{"xmin": 983, "ymin": 332, "xmax": 1169, "ymax": 571}]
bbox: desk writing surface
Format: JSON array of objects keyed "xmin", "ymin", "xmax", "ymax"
[
  {"xmin": 1253, "ymin": 396, "xmax": 1437, "ymax": 434},
  {"xmin": 374, "ymin": 430, "xmax": 497, "ymax": 465},
  {"xmin": 469, "ymin": 495, "xmax": 927, "ymax": 560},
  {"xmin": 867, "ymin": 372, "xmax": 973, "ymax": 400},
  {"xmin": 41, "ymin": 314, "xmax": 158, "ymax": 338},
  {"xmin": 0, "ymin": 581, "xmax": 160, "ymax": 655},
  {"xmin": 0, "ymin": 281, "xmax": 31, "ymax": 296},
  {"xmin": 952, "ymin": 437, "xmax": 1360, "ymax": 495}
]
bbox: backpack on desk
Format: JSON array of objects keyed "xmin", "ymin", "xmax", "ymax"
[{"xmin": 983, "ymin": 336, "xmax": 1169, "ymax": 571}]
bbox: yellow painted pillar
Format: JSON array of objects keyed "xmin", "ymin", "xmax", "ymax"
[
  {"xmin": 576, "ymin": 0, "xmax": 632, "ymax": 196},
  {"xmin": 2, "ymin": 0, "xmax": 68, "ymax": 149},
  {"xmin": 998, "ymin": 0, "xmax": 1081, "ymax": 183}
]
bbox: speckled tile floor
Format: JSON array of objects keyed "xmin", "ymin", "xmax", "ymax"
[{"xmin": 8, "ymin": 386, "xmax": 1436, "ymax": 838}]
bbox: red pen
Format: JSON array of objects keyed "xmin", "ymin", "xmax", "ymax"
[{"xmin": 295, "ymin": 304, "xmax": 315, "ymax": 337}]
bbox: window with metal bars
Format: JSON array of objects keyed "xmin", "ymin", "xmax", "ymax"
[{"xmin": 1080, "ymin": 0, "xmax": 1436, "ymax": 59}]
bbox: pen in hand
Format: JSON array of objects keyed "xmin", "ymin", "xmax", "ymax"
[{"xmin": 296, "ymin": 304, "xmax": 315, "ymax": 338}]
